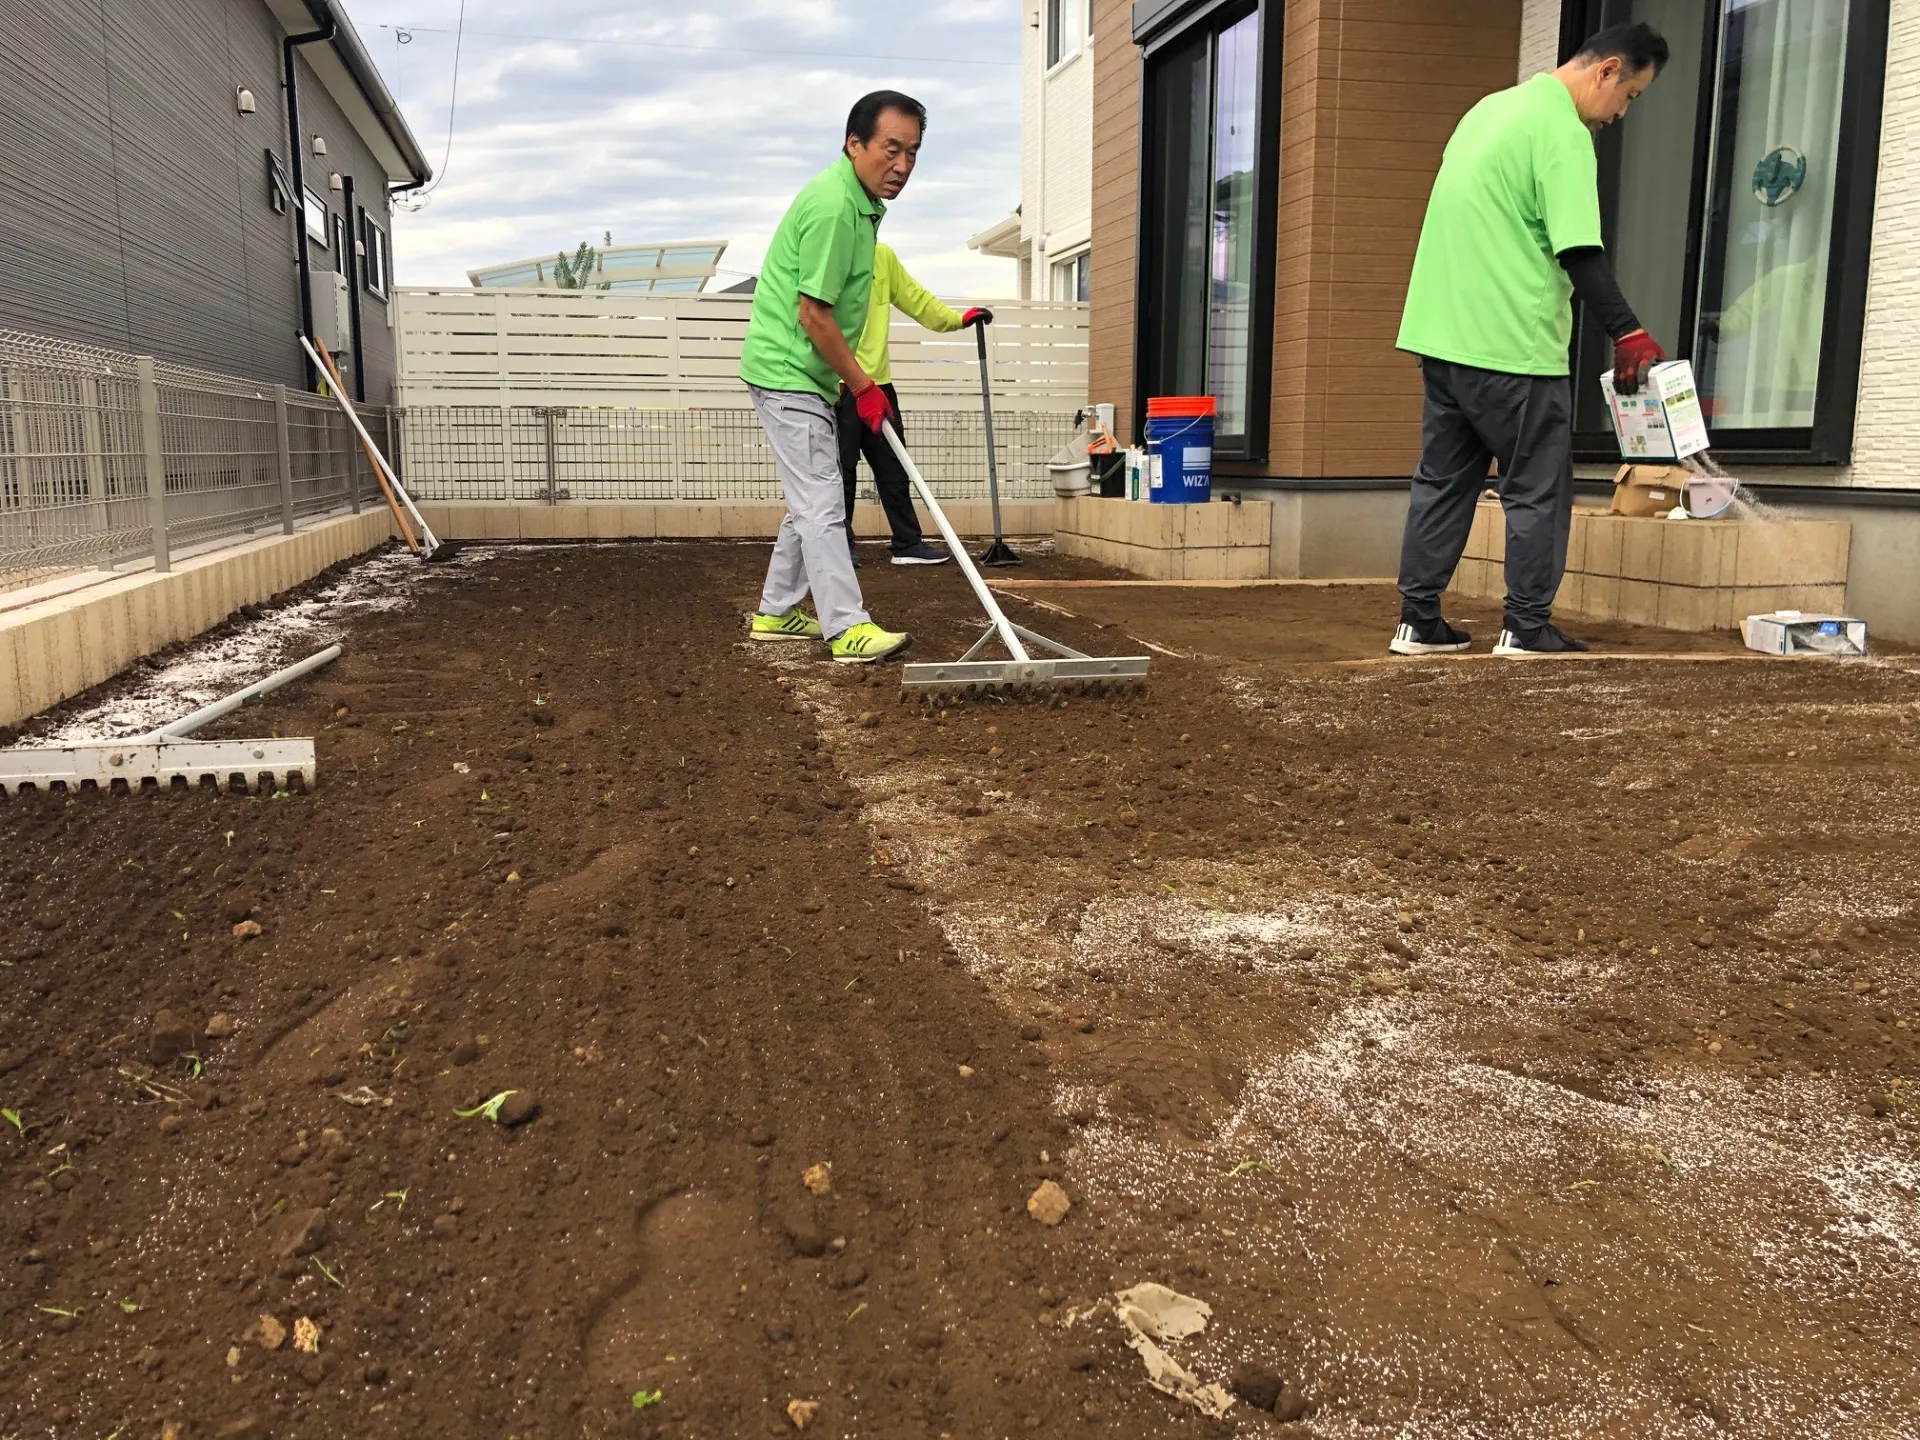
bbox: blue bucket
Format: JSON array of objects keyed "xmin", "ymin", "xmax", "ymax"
[{"xmin": 1144, "ymin": 398, "xmax": 1216, "ymax": 504}]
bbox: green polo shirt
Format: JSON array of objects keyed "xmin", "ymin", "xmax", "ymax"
[
  {"xmin": 1398, "ymin": 74, "xmax": 1603, "ymax": 376},
  {"xmin": 739, "ymin": 156, "xmax": 885, "ymax": 400}
]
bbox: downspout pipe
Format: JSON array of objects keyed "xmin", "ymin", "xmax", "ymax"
[
  {"xmin": 283, "ymin": 11, "xmax": 337, "ymax": 390},
  {"xmin": 341, "ymin": 174, "xmax": 367, "ymax": 403}
]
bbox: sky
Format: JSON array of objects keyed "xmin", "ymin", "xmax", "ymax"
[{"xmin": 349, "ymin": 0, "xmax": 1025, "ymax": 297}]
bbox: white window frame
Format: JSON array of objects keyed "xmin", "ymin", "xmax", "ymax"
[
  {"xmin": 359, "ymin": 209, "xmax": 391, "ymax": 299},
  {"xmin": 1045, "ymin": 0, "xmax": 1081, "ymax": 71},
  {"xmin": 303, "ymin": 188, "xmax": 329, "ymax": 247},
  {"xmin": 1050, "ymin": 248, "xmax": 1091, "ymax": 303}
]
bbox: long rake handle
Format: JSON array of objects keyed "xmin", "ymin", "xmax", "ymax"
[
  {"xmin": 307, "ymin": 337, "xmax": 418, "ymax": 552},
  {"xmin": 975, "ymin": 323, "xmax": 1006, "ymax": 546},
  {"xmin": 299, "ymin": 335, "xmax": 442, "ymax": 552},
  {"xmin": 882, "ymin": 421, "xmax": 1030, "ymax": 663}
]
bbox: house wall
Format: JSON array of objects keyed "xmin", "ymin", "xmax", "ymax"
[
  {"xmin": 1518, "ymin": 0, "xmax": 1562, "ymax": 80},
  {"xmin": 1088, "ymin": 0, "xmax": 1142, "ymax": 442},
  {"xmin": 1847, "ymin": 0, "xmax": 1920, "ymax": 489},
  {"xmin": 0, "ymin": 0, "xmax": 400, "ymax": 399},
  {"xmin": 1260, "ymin": 0, "xmax": 1522, "ymax": 478},
  {"xmin": 1021, "ymin": 0, "xmax": 1099, "ymax": 298}
]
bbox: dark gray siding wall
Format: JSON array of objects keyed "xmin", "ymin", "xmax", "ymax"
[{"xmin": 0, "ymin": 0, "xmax": 402, "ymax": 400}]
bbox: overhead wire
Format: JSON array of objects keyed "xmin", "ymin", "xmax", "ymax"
[
  {"xmin": 397, "ymin": 1, "xmax": 466, "ymax": 208},
  {"xmin": 375, "ymin": 21, "xmax": 1019, "ymax": 67}
]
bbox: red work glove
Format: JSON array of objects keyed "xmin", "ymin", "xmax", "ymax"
[
  {"xmin": 850, "ymin": 380, "xmax": 898, "ymax": 435},
  {"xmin": 960, "ymin": 306, "xmax": 994, "ymax": 327},
  {"xmin": 1613, "ymin": 329, "xmax": 1666, "ymax": 395}
]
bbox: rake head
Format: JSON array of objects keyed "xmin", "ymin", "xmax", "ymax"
[
  {"xmin": 900, "ymin": 624, "xmax": 1151, "ymax": 703},
  {"xmin": 0, "ymin": 738, "xmax": 316, "ymax": 797}
]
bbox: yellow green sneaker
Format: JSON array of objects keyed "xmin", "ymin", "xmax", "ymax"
[
  {"xmin": 829, "ymin": 622, "xmax": 911, "ymax": 664},
  {"xmin": 750, "ymin": 610, "xmax": 822, "ymax": 641}
]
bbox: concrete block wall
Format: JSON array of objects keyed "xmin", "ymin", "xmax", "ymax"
[
  {"xmin": 1453, "ymin": 501, "xmax": 1851, "ymax": 631},
  {"xmin": 1055, "ymin": 497, "xmax": 1274, "ymax": 579},
  {"xmin": 1, "ymin": 511, "xmax": 391, "ymax": 728},
  {"xmin": 414, "ymin": 501, "xmax": 1056, "ymax": 545}
]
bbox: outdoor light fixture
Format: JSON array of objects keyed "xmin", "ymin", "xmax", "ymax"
[
  {"xmin": 328, "ymin": 171, "xmax": 343, "ymax": 191},
  {"xmin": 236, "ymin": 87, "xmax": 256, "ymax": 114},
  {"xmin": 312, "ymin": 134, "xmax": 328, "ymax": 156}
]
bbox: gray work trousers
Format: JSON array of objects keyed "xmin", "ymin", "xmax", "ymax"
[
  {"xmin": 1397, "ymin": 357, "xmax": 1574, "ymax": 632},
  {"xmin": 751, "ymin": 385, "xmax": 871, "ymax": 638}
]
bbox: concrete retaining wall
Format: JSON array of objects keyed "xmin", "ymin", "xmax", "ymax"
[{"xmin": 1, "ymin": 510, "xmax": 392, "ymax": 729}]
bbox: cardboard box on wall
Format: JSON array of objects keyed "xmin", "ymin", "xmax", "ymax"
[
  {"xmin": 1611, "ymin": 463, "xmax": 1690, "ymax": 517},
  {"xmin": 1602, "ymin": 360, "xmax": 1711, "ymax": 461}
]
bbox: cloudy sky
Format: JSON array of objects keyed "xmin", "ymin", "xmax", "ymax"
[{"xmin": 351, "ymin": 0, "xmax": 1024, "ymax": 297}]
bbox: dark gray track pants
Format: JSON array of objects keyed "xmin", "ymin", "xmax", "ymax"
[{"xmin": 1397, "ymin": 357, "xmax": 1574, "ymax": 632}]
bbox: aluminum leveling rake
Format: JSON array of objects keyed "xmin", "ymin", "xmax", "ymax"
[{"xmin": 882, "ymin": 421, "xmax": 1150, "ymax": 701}]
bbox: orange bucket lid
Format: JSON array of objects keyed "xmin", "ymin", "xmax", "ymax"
[{"xmin": 1146, "ymin": 395, "xmax": 1217, "ymax": 418}]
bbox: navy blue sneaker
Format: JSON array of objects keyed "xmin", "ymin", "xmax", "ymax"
[{"xmin": 890, "ymin": 543, "xmax": 951, "ymax": 566}]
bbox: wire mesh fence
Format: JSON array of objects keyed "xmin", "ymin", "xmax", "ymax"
[
  {"xmin": 394, "ymin": 404, "xmax": 1076, "ymax": 503},
  {"xmin": 0, "ymin": 329, "xmax": 383, "ymax": 589},
  {"xmin": 4, "ymin": 325, "xmax": 1078, "ymax": 587}
]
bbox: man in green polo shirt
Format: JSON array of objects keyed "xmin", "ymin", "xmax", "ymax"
[
  {"xmin": 1392, "ymin": 23, "xmax": 1669, "ymax": 658},
  {"xmin": 741, "ymin": 91, "xmax": 925, "ymax": 664}
]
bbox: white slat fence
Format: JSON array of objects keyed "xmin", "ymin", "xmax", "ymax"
[{"xmin": 387, "ymin": 289, "xmax": 1090, "ymax": 502}]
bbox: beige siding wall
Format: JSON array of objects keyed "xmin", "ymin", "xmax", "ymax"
[
  {"xmin": 1087, "ymin": 0, "xmax": 1140, "ymax": 442},
  {"xmin": 1849, "ymin": 0, "xmax": 1920, "ymax": 488}
]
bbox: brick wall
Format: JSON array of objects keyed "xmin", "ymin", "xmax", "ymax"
[
  {"xmin": 1087, "ymin": 0, "xmax": 1140, "ymax": 442},
  {"xmin": 1849, "ymin": 0, "xmax": 1920, "ymax": 489}
]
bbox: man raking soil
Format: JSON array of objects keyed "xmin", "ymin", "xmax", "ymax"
[{"xmin": 741, "ymin": 91, "xmax": 927, "ymax": 665}]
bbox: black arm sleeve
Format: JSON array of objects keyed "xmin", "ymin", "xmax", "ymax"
[{"xmin": 1557, "ymin": 246, "xmax": 1642, "ymax": 341}]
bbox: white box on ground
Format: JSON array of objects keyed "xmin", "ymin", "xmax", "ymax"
[
  {"xmin": 1743, "ymin": 610, "xmax": 1868, "ymax": 657},
  {"xmin": 1602, "ymin": 360, "xmax": 1711, "ymax": 461}
]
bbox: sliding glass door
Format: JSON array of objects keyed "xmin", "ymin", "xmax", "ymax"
[
  {"xmin": 1136, "ymin": 3, "xmax": 1276, "ymax": 459},
  {"xmin": 1566, "ymin": 0, "xmax": 1886, "ymax": 463}
]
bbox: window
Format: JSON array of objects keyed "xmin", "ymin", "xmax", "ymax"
[
  {"xmin": 332, "ymin": 212, "xmax": 348, "ymax": 270},
  {"xmin": 1136, "ymin": 5, "xmax": 1275, "ymax": 459},
  {"xmin": 1566, "ymin": 0, "xmax": 1889, "ymax": 463},
  {"xmin": 303, "ymin": 188, "xmax": 329, "ymax": 247},
  {"xmin": 359, "ymin": 210, "xmax": 390, "ymax": 298},
  {"xmin": 1046, "ymin": 0, "xmax": 1080, "ymax": 68},
  {"xmin": 1051, "ymin": 251, "xmax": 1091, "ymax": 303}
]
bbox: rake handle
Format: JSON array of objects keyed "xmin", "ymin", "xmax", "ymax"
[
  {"xmin": 975, "ymin": 321, "xmax": 1006, "ymax": 546},
  {"xmin": 882, "ymin": 421, "xmax": 1030, "ymax": 663},
  {"xmin": 299, "ymin": 334, "xmax": 442, "ymax": 553}
]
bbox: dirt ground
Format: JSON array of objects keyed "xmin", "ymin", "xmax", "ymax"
[{"xmin": 2, "ymin": 539, "xmax": 1917, "ymax": 1439}]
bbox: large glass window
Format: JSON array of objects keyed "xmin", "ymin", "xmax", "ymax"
[
  {"xmin": 1567, "ymin": 0, "xmax": 1886, "ymax": 462},
  {"xmin": 1137, "ymin": 5, "xmax": 1272, "ymax": 458}
]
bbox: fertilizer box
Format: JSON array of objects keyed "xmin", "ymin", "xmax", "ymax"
[
  {"xmin": 1743, "ymin": 611, "xmax": 1869, "ymax": 657},
  {"xmin": 1602, "ymin": 360, "xmax": 1711, "ymax": 461}
]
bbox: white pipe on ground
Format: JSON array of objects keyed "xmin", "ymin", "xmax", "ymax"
[{"xmin": 139, "ymin": 644, "xmax": 343, "ymax": 741}]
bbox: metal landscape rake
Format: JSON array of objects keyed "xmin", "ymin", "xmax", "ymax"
[
  {"xmin": 0, "ymin": 646, "xmax": 337, "ymax": 796},
  {"xmin": 883, "ymin": 421, "xmax": 1150, "ymax": 702}
]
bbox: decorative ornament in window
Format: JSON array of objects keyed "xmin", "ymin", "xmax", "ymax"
[{"xmin": 1751, "ymin": 146, "xmax": 1806, "ymax": 208}]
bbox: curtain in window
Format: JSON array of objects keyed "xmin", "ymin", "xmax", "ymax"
[{"xmin": 1700, "ymin": 0, "xmax": 1850, "ymax": 429}]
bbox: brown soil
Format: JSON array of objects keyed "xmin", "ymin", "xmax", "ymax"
[
  {"xmin": 984, "ymin": 581, "xmax": 1748, "ymax": 664},
  {"xmin": 3, "ymin": 539, "xmax": 1917, "ymax": 1439}
]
